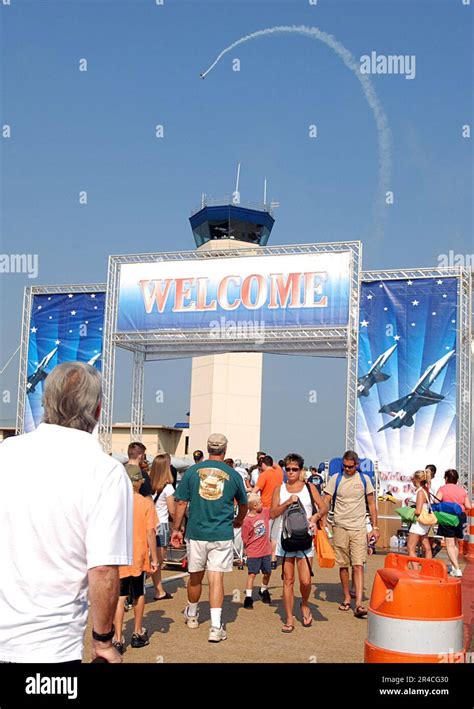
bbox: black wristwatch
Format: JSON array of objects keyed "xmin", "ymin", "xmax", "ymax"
[{"xmin": 92, "ymin": 625, "xmax": 115, "ymax": 642}]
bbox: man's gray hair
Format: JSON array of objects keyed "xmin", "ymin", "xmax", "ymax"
[{"xmin": 43, "ymin": 361, "xmax": 101, "ymax": 433}]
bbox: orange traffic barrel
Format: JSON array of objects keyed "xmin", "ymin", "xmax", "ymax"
[
  {"xmin": 461, "ymin": 552, "xmax": 474, "ymax": 651},
  {"xmin": 365, "ymin": 553, "xmax": 464, "ymax": 663}
]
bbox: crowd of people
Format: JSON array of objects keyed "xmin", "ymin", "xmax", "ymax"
[{"xmin": 0, "ymin": 361, "xmax": 471, "ymax": 664}]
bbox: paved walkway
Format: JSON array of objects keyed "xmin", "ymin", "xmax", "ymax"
[
  {"xmin": 84, "ymin": 551, "xmax": 473, "ymax": 663},
  {"xmin": 84, "ymin": 552, "xmax": 386, "ymax": 663}
]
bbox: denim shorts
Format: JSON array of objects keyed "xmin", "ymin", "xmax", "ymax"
[
  {"xmin": 247, "ymin": 554, "xmax": 272, "ymax": 575},
  {"xmin": 156, "ymin": 522, "xmax": 170, "ymax": 548}
]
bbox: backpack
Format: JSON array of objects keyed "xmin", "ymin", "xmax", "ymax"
[{"xmin": 280, "ymin": 484, "xmax": 317, "ymax": 579}]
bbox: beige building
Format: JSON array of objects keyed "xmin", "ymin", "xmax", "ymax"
[
  {"xmin": 188, "ymin": 238, "xmax": 263, "ymax": 465},
  {"xmin": 108, "ymin": 423, "xmax": 187, "ymax": 458},
  {"xmin": 1, "ymin": 424, "xmax": 188, "ymax": 459}
]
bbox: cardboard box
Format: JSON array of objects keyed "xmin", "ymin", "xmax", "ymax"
[{"xmin": 376, "ymin": 499, "xmax": 402, "ymax": 548}]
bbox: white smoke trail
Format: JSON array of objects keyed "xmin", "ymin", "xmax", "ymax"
[{"xmin": 201, "ymin": 25, "xmax": 392, "ymax": 240}]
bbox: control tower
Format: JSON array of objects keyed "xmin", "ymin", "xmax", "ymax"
[{"xmin": 188, "ymin": 173, "xmax": 277, "ymax": 465}]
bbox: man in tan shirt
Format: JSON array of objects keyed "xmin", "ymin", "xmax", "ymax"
[{"xmin": 324, "ymin": 451, "xmax": 379, "ymax": 618}]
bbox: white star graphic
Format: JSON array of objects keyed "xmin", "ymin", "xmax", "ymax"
[
  {"xmin": 31, "ymin": 327, "xmax": 37, "ymax": 333},
  {"xmin": 360, "ymin": 320, "xmax": 369, "ymax": 327},
  {"xmin": 37, "ymin": 305, "xmax": 42, "ymax": 310},
  {"xmin": 432, "ymin": 312, "xmax": 437, "ymax": 316},
  {"xmin": 437, "ymin": 280, "xmax": 443, "ymax": 285},
  {"xmin": 407, "ymin": 280, "xmax": 413, "ymax": 285},
  {"xmin": 71, "ymin": 310, "xmax": 77, "ymax": 315},
  {"xmin": 48, "ymin": 316, "xmax": 53, "ymax": 320},
  {"xmin": 411, "ymin": 322, "xmax": 416, "ymax": 327},
  {"xmin": 99, "ymin": 327, "xmax": 102, "ymax": 331},
  {"xmin": 451, "ymin": 319, "xmax": 456, "ymax": 324},
  {"xmin": 367, "ymin": 294, "xmax": 373, "ymax": 300},
  {"xmin": 379, "ymin": 284, "xmax": 383, "ymax": 288},
  {"xmin": 412, "ymin": 300, "xmax": 419, "ymax": 306},
  {"xmin": 47, "ymin": 297, "xmax": 52, "ymax": 301},
  {"xmin": 68, "ymin": 294, "xmax": 74, "ymax": 298},
  {"xmin": 94, "ymin": 306, "xmax": 98, "ymax": 310},
  {"xmin": 55, "ymin": 340, "xmax": 61, "ymax": 345},
  {"xmin": 394, "ymin": 335, "xmax": 401, "ymax": 341},
  {"xmin": 446, "ymin": 346, "xmax": 450, "ymax": 350},
  {"xmin": 85, "ymin": 320, "xmax": 89, "ymax": 325},
  {"xmin": 383, "ymin": 307, "xmax": 388, "ymax": 311},
  {"xmin": 368, "ymin": 361, "xmax": 372, "ymax": 365},
  {"xmin": 91, "ymin": 294, "xmax": 96, "ymax": 298},
  {"xmin": 442, "ymin": 294, "xmax": 447, "ymax": 298},
  {"xmin": 69, "ymin": 329, "xmax": 73, "ymax": 333}
]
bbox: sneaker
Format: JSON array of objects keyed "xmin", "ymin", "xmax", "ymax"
[
  {"xmin": 131, "ymin": 628, "xmax": 149, "ymax": 648},
  {"xmin": 270, "ymin": 560, "xmax": 277, "ymax": 571},
  {"xmin": 183, "ymin": 606, "xmax": 199, "ymax": 629},
  {"xmin": 452, "ymin": 568, "xmax": 463, "ymax": 577},
  {"xmin": 208, "ymin": 625, "xmax": 227, "ymax": 643},
  {"xmin": 112, "ymin": 639, "xmax": 125, "ymax": 655},
  {"xmin": 259, "ymin": 589, "xmax": 271, "ymax": 604},
  {"xmin": 243, "ymin": 596, "xmax": 254, "ymax": 609},
  {"xmin": 124, "ymin": 596, "xmax": 133, "ymax": 612}
]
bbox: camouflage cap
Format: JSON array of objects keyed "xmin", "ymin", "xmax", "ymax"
[{"xmin": 207, "ymin": 433, "xmax": 228, "ymax": 451}]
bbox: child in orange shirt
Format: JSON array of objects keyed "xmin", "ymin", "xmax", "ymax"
[{"xmin": 113, "ymin": 469, "xmax": 159, "ymax": 653}]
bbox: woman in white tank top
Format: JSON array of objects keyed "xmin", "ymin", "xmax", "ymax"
[
  {"xmin": 407, "ymin": 469, "xmax": 433, "ymax": 560},
  {"xmin": 270, "ymin": 454, "xmax": 328, "ymax": 633}
]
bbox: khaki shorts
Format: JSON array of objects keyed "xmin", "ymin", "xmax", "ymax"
[
  {"xmin": 332, "ymin": 527, "xmax": 367, "ymax": 567},
  {"xmin": 186, "ymin": 539, "xmax": 234, "ymax": 573}
]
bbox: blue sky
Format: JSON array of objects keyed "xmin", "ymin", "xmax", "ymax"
[{"xmin": 0, "ymin": 0, "xmax": 472, "ymax": 464}]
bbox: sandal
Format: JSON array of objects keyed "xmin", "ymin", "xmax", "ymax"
[
  {"xmin": 153, "ymin": 592, "xmax": 173, "ymax": 601},
  {"xmin": 281, "ymin": 623, "xmax": 295, "ymax": 633},
  {"xmin": 112, "ymin": 638, "xmax": 125, "ymax": 655},
  {"xmin": 338, "ymin": 602, "xmax": 351, "ymax": 611},
  {"xmin": 354, "ymin": 605, "xmax": 368, "ymax": 618},
  {"xmin": 300, "ymin": 602, "xmax": 313, "ymax": 627}
]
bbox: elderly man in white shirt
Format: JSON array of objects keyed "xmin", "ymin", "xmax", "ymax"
[{"xmin": 0, "ymin": 361, "xmax": 133, "ymax": 664}]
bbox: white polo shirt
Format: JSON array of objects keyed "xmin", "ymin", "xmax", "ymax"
[{"xmin": 0, "ymin": 423, "xmax": 133, "ymax": 663}]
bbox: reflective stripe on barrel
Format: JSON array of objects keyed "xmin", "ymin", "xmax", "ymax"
[{"xmin": 367, "ymin": 612, "xmax": 464, "ymax": 655}]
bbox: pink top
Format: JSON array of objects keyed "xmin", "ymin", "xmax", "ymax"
[
  {"xmin": 241, "ymin": 508, "xmax": 272, "ymax": 558},
  {"xmin": 437, "ymin": 484, "xmax": 467, "ymax": 513}
]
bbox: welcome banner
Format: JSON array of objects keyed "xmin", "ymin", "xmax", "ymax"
[
  {"xmin": 356, "ymin": 277, "xmax": 458, "ymax": 480},
  {"xmin": 116, "ymin": 252, "xmax": 352, "ymax": 331}
]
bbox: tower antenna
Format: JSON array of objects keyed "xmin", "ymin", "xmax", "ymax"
[{"xmin": 233, "ymin": 162, "xmax": 241, "ymax": 204}]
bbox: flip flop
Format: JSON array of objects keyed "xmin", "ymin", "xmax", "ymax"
[
  {"xmin": 354, "ymin": 605, "xmax": 368, "ymax": 618},
  {"xmin": 154, "ymin": 592, "xmax": 173, "ymax": 601},
  {"xmin": 300, "ymin": 602, "xmax": 313, "ymax": 627},
  {"xmin": 281, "ymin": 623, "xmax": 294, "ymax": 633},
  {"xmin": 338, "ymin": 602, "xmax": 351, "ymax": 611}
]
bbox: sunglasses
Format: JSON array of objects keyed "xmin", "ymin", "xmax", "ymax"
[
  {"xmin": 286, "ymin": 467, "xmax": 300, "ymax": 472},
  {"xmin": 343, "ymin": 463, "xmax": 356, "ymax": 469}
]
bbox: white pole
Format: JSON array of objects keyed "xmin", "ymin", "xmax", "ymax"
[
  {"xmin": 235, "ymin": 162, "xmax": 241, "ymax": 194},
  {"xmin": 263, "ymin": 178, "xmax": 267, "ymax": 206}
]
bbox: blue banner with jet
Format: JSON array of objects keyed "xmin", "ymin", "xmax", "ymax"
[
  {"xmin": 24, "ymin": 292, "xmax": 105, "ymax": 432},
  {"xmin": 356, "ymin": 277, "xmax": 457, "ymax": 481}
]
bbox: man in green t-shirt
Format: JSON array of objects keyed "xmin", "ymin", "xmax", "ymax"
[{"xmin": 171, "ymin": 433, "xmax": 248, "ymax": 643}]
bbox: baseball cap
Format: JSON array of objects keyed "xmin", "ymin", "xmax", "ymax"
[{"xmin": 207, "ymin": 433, "xmax": 228, "ymax": 451}]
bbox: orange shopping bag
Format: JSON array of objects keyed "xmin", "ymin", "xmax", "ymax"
[{"xmin": 314, "ymin": 522, "xmax": 335, "ymax": 568}]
